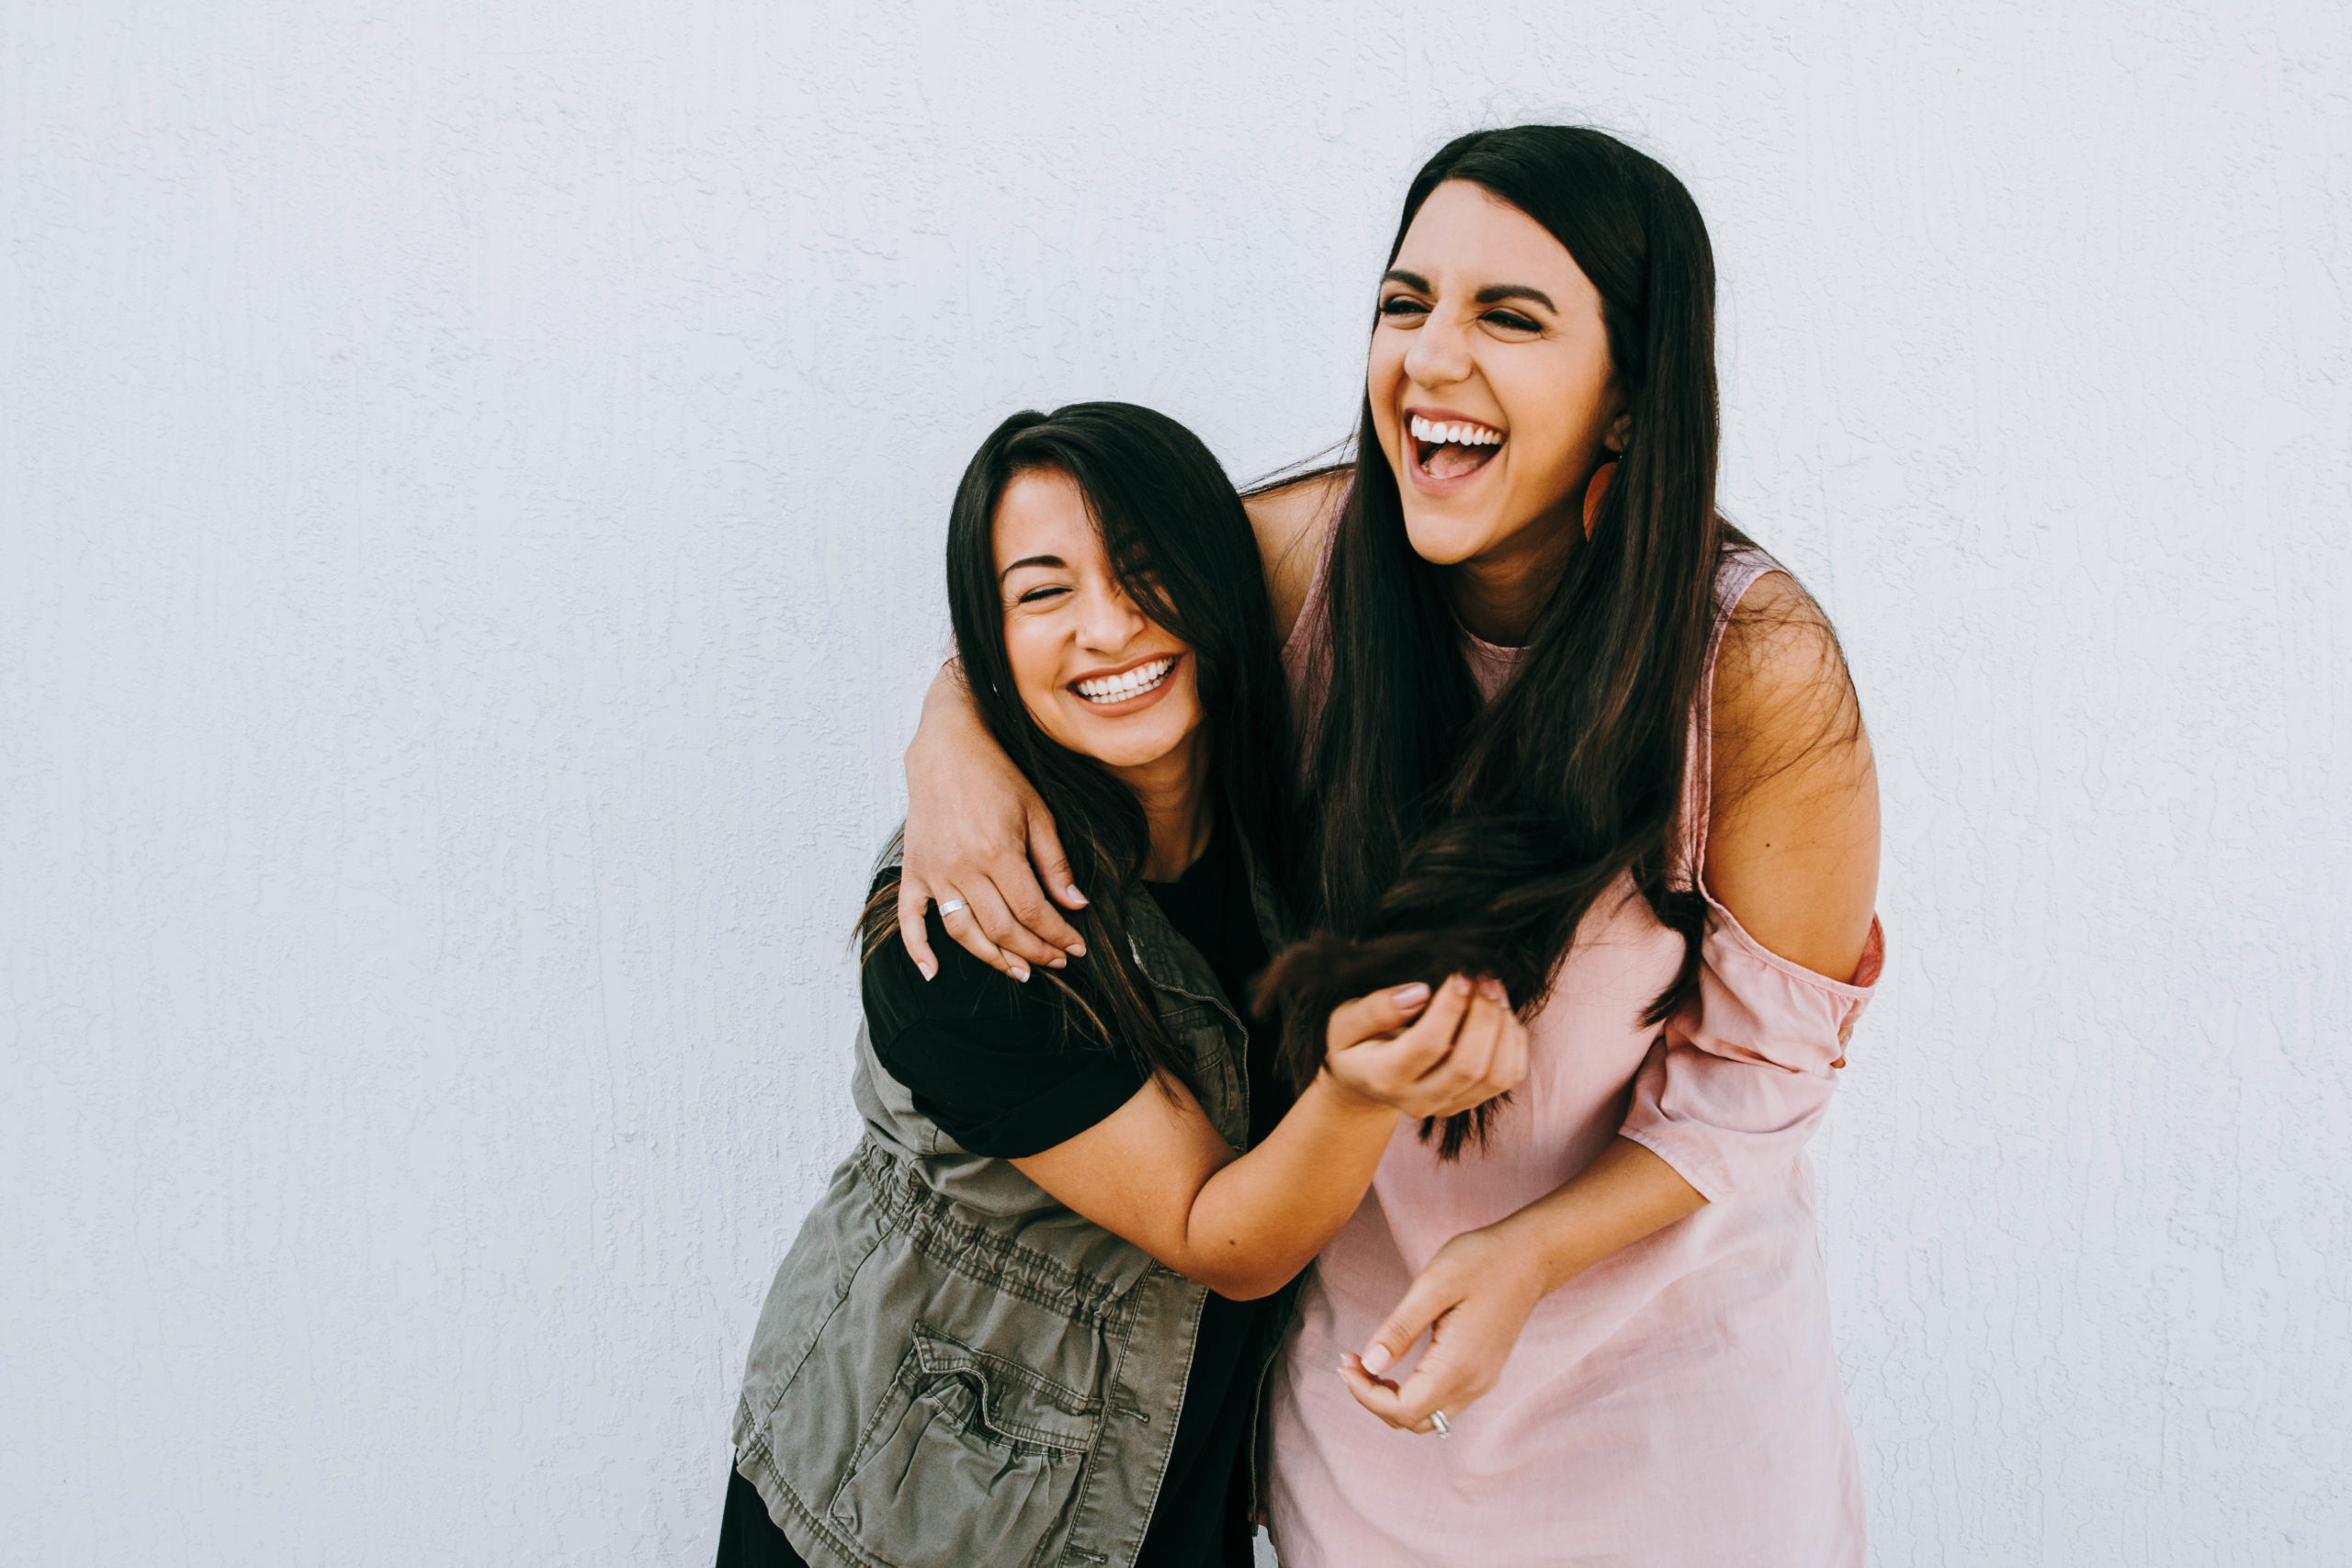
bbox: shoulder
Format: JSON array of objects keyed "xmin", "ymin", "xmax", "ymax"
[
  {"xmin": 1711, "ymin": 570, "xmax": 1859, "ymax": 757},
  {"xmin": 861, "ymin": 908, "xmax": 1047, "ymax": 1036},
  {"xmin": 1243, "ymin": 468, "xmax": 1347, "ymax": 643},
  {"xmin": 1702, "ymin": 568, "xmax": 1881, "ymax": 982}
]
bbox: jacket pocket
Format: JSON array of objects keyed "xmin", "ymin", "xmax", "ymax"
[{"xmin": 828, "ymin": 1323, "xmax": 1100, "ymax": 1568}]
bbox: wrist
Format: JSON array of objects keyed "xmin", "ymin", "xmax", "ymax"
[
  {"xmin": 1312, "ymin": 1066, "xmax": 1404, "ymax": 1124},
  {"xmin": 1483, "ymin": 1207, "xmax": 1586, "ymax": 1299}
]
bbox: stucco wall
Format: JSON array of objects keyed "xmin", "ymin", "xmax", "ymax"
[{"xmin": 5, "ymin": 2, "xmax": 2346, "ymax": 1562}]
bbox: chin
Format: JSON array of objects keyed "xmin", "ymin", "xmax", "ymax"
[
  {"xmin": 1080, "ymin": 732, "xmax": 1188, "ymax": 771},
  {"xmin": 1059, "ymin": 703, "xmax": 1200, "ymax": 771},
  {"xmin": 1399, "ymin": 508, "xmax": 1502, "ymax": 568}
]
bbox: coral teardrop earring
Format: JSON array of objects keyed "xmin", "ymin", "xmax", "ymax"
[{"xmin": 1581, "ymin": 457, "xmax": 1619, "ymax": 537}]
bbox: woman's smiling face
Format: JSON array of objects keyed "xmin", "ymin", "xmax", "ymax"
[
  {"xmin": 993, "ymin": 467, "xmax": 1204, "ymax": 776},
  {"xmin": 1368, "ymin": 179, "xmax": 1628, "ymax": 574}
]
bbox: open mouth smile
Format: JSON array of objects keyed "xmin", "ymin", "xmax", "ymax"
[
  {"xmin": 1408, "ymin": 412, "xmax": 1506, "ymax": 485},
  {"xmin": 1069, "ymin": 653, "xmax": 1181, "ymax": 708}
]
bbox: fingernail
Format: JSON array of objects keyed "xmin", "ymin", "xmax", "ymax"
[
  {"xmin": 1480, "ymin": 976, "xmax": 1504, "ymax": 1000},
  {"xmin": 1065, "ymin": 886, "xmax": 1088, "ymax": 907},
  {"xmin": 917, "ymin": 960, "xmax": 936, "ymax": 982},
  {"xmin": 1391, "ymin": 982, "xmax": 1430, "ymax": 1009},
  {"xmin": 1008, "ymin": 963, "xmax": 1031, "ymax": 982},
  {"xmin": 1449, "ymin": 975, "xmax": 1473, "ymax": 996},
  {"xmin": 1048, "ymin": 955, "xmax": 1067, "ymax": 968},
  {"xmin": 1066, "ymin": 941, "xmax": 1088, "ymax": 957},
  {"xmin": 1360, "ymin": 1344, "xmax": 1393, "ymax": 1375}
]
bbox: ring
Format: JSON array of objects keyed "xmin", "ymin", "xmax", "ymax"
[
  {"xmin": 1429, "ymin": 1409, "xmax": 1451, "ymax": 1438},
  {"xmin": 937, "ymin": 897, "xmax": 967, "ymax": 917}
]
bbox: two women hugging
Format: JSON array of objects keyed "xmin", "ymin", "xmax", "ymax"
[{"xmin": 719, "ymin": 123, "xmax": 1883, "ymax": 1568}]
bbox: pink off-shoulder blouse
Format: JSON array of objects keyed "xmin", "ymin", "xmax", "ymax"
[{"xmin": 1266, "ymin": 533, "xmax": 1885, "ymax": 1568}]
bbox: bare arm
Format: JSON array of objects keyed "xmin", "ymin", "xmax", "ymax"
[
  {"xmin": 1342, "ymin": 577, "xmax": 1881, "ymax": 1431},
  {"xmin": 1244, "ymin": 468, "xmax": 1347, "ymax": 644},
  {"xmin": 897, "ymin": 660, "xmax": 1088, "ymax": 981},
  {"xmin": 1699, "ymin": 571, "xmax": 1881, "ymax": 981},
  {"xmin": 1016, "ymin": 975, "xmax": 1527, "ymax": 1301},
  {"xmin": 897, "ymin": 469, "xmax": 1347, "ymax": 976}
]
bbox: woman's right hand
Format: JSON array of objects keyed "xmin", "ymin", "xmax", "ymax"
[
  {"xmin": 898, "ymin": 662, "xmax": 1090, "ymax": 982},
  {"xmin": 1322, "ymin": 975, "xmax": 1529, "ymax": 1120}
]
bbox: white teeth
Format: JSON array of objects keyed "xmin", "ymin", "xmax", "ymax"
[
  {"xmin": 1408, "ymin": 414, "xmax": 1502, "ymax": 446},
  {"xmin": 1074, "ymin": 656, "xmax": 1176, "ymax": 703}
]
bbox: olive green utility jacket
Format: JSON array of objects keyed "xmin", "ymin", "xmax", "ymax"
[{"xmin": 730, "ymin": 838, "xmax": 1292, "ymax": 1568}]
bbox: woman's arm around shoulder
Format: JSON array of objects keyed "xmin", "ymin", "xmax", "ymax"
[
  {"xmin": 897, "ymin": 661, "xmax": 1091, "ymax": 981},
  {"xmin": 1242, "ymin": 467, "xmax": 1347, "ymax": 645}
]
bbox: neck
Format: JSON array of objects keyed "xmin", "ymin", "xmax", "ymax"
[
  {"xmin": 1112, "ymin": 728, "xmax": 1214, "ymax": 881},
  {"xmin": 1447, "ymin": 499, "xmax": 1580, "ymax": 647}
]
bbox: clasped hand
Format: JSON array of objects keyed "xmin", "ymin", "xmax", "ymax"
[{"xmin": 1320, "ymin": 973, "xmax": 1528, "ymax": 1122}]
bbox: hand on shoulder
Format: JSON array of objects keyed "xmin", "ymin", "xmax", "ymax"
[{"xmin": 1702, "ymin": 572, "xmax": 1881, "ymax": 983}]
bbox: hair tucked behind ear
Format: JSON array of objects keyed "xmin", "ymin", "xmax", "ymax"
[{"xmin": 1257, "ymin": 127, "xmax": 1760, "ymax": 1158}]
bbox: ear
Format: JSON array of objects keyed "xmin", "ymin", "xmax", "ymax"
[{"xmin": 1604, "ymin": 411, "xmax": 1632, "ymax": 454}]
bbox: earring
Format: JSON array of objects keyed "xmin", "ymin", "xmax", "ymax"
[{"xmin": 1582, "ymin": 454, "xmax": 1621, "ymax": 537}]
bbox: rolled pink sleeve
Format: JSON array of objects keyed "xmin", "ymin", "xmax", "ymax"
[{"xmin": 1619, "ymin": 900, "xmax": 1884, "ymax": 1202}]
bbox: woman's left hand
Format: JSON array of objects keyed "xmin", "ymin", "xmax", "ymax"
[{"xmin": 1337, "ymin": 1224, "xmax": 1545, "ymax": 1435}]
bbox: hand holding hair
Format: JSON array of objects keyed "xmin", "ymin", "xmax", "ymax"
[
  {"xmin": 1320, "ymin": 975, "xmax": 1530, "ymax": 1122},
  {"xmin": 1258, "ymin": 927, "xmax": 1538, "ymax": 1155}
]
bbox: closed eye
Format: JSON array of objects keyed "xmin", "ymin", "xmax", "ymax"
[
  {"xmin": 1482, "ymin": 308, "xmax": 1541, "ymax": 333},
  {"xmin": 1015, "ymin": 584, "xmax": 1070, "ymax": 605},
  {"xmin": 1377, "ymin": 295, "xmax": 1430, "ymax": 321}
]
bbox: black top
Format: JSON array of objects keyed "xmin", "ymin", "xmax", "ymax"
[{"xmin": 860, "ymin": 817, "xmax": 1283, "ymax": 1568}]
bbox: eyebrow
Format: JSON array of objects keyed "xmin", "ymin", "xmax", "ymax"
[
  {"xmin": 1380, "ymin": 268, "xmax": 1557, "ymax": 312},
  {"xmin": 1474, "ymin": 282, "xmax": 1556, "ymax": 310},
  {"xmin": 999, "ymin": 554, "xmax": 1066, "ymax": 581}
]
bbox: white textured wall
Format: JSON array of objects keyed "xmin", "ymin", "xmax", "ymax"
[{"xmin": 5, "ymin": 3, "xmax": 2346, "ymax": 1562}]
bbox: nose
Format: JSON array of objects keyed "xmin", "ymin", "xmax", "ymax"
[
  {"xmin": 1075, "ymin": 580, "xmax": 1149, "ymax": 655},
  {"xmin": 1400, "ymin": 302, "xmax": 1475, "ymax": 390}
]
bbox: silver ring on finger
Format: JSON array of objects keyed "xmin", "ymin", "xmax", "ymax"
[
  {"xmin": 1429, "ymin": 1409, "xmax": 1451, "ymax": 1438},
  {"xmin": 937, "ymin": 897, "xmax": 967, "ymax": 917}
]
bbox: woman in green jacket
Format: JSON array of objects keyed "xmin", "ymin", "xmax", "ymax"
[{"xmin": 718, "ymin": 402, "xmax": 1525, "ymax": 1568}]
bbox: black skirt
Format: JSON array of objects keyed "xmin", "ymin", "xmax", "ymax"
[
  {"xmin": 713, "ymin": 1461, "xmax": 1260, "ymax": 1567},
  {"xmin": 715, "ymin": 1467, "xmax": 812, "ymax": 1568}
]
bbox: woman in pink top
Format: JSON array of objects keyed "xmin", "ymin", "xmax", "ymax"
[{"xmin": 899, "ymin": 125, "xmax": 1882, "ymax": 1566}]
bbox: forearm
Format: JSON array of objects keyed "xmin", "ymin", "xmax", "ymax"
[
  {"xmin": 1180, "ymin": 1076, "xmax": 1398, "ymax": 1299},
  {"xmin": 910, "ymin": 656, "xmax": 979, "ymax": 756},
  {"xmin": 1491, "ymin": 1136, "xmax": 1707, "ymax": 1295}
]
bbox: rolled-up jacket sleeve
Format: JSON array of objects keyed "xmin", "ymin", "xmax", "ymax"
[{"xmin": 1618, "ymin": 897, "xmax": 1885, "ymax": 1203}]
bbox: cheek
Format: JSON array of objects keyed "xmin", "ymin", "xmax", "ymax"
[
  {"xmin": 1499, "ymin": 357, "xmax": 1600, "ymax": 486},
  {"xmin": 1365, "ymin": 338, "xmax": 1407, "ymax": 456},
  {"xmin": 1001, "ymin": 624, "xmax": 1063, "ymax": 713},
  {"xmin": 1171, "ymin": 663, "xmax": 1206, "ymax": 725}
]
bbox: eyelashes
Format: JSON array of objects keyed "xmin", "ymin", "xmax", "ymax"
[{"xmin": 1375, "ymin": 296, "xmax": 1542, "ymax": 334}]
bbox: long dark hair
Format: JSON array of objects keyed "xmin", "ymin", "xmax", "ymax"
[
  {"xmin": 1261, "ymin": 127, "xmax": 1750, "ymax": 1156},
  {"xmin": 865, "ymin": 402, "xmax": 1293, "ymax": 1095}
]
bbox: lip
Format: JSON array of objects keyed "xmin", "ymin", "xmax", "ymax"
[
  {"xmin": 1066, "ymin": 651, "xmax": 1184, "ymax": 716},
  {"xmin": 1399, "ymin": 404, "xmax": 1509, "ymax": 497}
]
